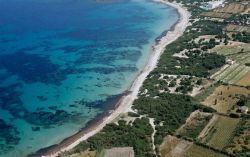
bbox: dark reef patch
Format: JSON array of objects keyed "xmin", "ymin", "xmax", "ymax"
[
  {"xmin": 0, "ymin": 119, "xmax": 20, "ymax": 154},
  {"xmin": 57, "ymin": 45, "xmax": 84, "ymax": 53},
  {"xmin": 0, "ymin": 84, "xmax": 27, "ymax": 118},
  {"xmin": 75, "ymin": 92, "xmax": 126, "ymax": 110},
  {"xmin": 79, "ymin": 50, "xmax": 141, "ymax": 64},
  {"xmin": 27, "ymin": 92, "xmax": 127, "ymax": 157},
  {"xmin": 37, "ymin": 96, "xmax": 47, "ymax": 102},
  {"xmin": 0, "ymin": 52, "xmax": 65, "ymax": 85},
  {"xmin": 0, "ymin": 144, "xmax": 14, "ymax": 155},
  {"xmin": 32, "ymin": 127, "xmax": 40, "ymax": 132},
  {"xmin": 24, "ymin": 109, "xmax": 85, "ymax": 127},
  {"xmin": 0, "ymin": 84, "xmax": 85, "ymax": 129},
  {"xmin": 0, "ymin": 38, "xmax": 17, "ymax": 43}
]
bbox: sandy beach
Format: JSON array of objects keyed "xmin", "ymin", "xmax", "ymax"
[{"xmin": 41, "ymin": 1, "xmax": 190, "ymax": 156}]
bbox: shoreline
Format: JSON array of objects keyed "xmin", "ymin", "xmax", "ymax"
[{"xmin": 36, "ymin": 1, "xmax": 190, "ymax": 157}]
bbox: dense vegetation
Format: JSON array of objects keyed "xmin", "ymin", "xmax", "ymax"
[
  {"xmin": 226, "ymin": 118, "xmax": 250, "ymax": 157},
  {"xmin": 154, "ymin": 20, "xmax": 226, "ymax": 78},
  {"xmin": 61, "ymin": 118, "xmax": 154, "ymax": 157},
  {"xmin": 134, "ymin": 94, "xmax": 195, "ymax": 143},
  {"xmin": 225, "ymin": 14, "xmax": 250, "ymax": 26},
  {"xmin": 232, "ymin": 32, "xmax": 250, "ymax": 43},
  {"xmin": 178, "ymin": 115, "xmax": 212, "ymax": 140}
]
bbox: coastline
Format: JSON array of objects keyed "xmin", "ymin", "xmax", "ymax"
[{"xmin": 38, "ymin": 1, "xmax": 190, "ymax": 157}]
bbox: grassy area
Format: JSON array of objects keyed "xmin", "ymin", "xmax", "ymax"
[
  {"xmin": 184, "ymin": 144, "xmax": 229, "ymax": 157},
  {"xmin": 96, "ymin": 150, "xmax": 105, "ymax": 157},
  {"xmin": 195, "ymin": 83, "xmax": 218, "ymax": 102},
  {"xmin": 202, "ymin": 85, "xmax": 250, "ymax": 113},
  {"xmin": 203, "ymin": 116, "xmax": 240, "ymax": 150}
]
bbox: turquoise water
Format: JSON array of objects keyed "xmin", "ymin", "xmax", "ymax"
[{"xmin": 0, "ymin": 0, "xmax": 178, "ymax": 156}]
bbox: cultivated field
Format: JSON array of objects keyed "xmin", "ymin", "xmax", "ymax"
[
  {"xmin": 211, "ymin": 44, "xmax": 250, "ymax": 85},
  {"xmin": 202, "ymin": 2, "xmax": 250, "ymax": 19},
  {"xmin": 214, "ymin": 3, "xmax": 248, "ymax": 14},
  {"xmin": 237, "ymin": 71, "xmax": 250, "ymax": 86},
  {"xmin": 201, "ymin": 115, "xmax": 240, "ymax": 150},
  {"xmin": 213, "ymin": 44, "xmax": 250, "ymax": 56},
  {"xmin": 201, "ymin": 12, "xmax": 231, "ymax": 19},
  {"xmin": 225, "ymin": 24, "xmax": 250, "ymax": 33},
  {"xmin": 104, "ymin": 147, "xmax": 134, "ymax": 157},
  {"xmin": 160, "ymin": 135, "xmax": 191, "ymax": 157},
  {"xmin": 202, "ymin": 85, "xmax": 250, "ymax": 113},
  {"xmin": 176, "ymin": 111, "xmax": 212, "ymax": 139},
  {"xmin": 65, "ymin": 150, "xmax": 96, "ymax": 157},
  {"xmin": 160, "ymin": 136, "xmax": 228, "ymax": 157},
  {"xmin": 183, "ymin": 144, "xmax": 228, "ymax": 157},
  {"xmin": 227, "ymin": 119, "xmax": 250, "ymax": 155}
]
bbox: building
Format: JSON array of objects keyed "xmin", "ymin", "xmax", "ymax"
[
  {"xmin": 104, "ymin": 147, "xmax": 134, "ymax": 157},
  {"xmin": 200, "ymin": 0, "xmax": 225, "ymax": 10},
  {"xmin": 238, "ymin": 106, "xmax": 249, "ymax": 114},
  {"xmin": 226, "ymin": 59, "xmax": 235, "ymax": 65}
]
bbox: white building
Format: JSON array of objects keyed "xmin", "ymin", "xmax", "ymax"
[
  {"xmin": 238, "ymin": 106, "xmax": 249, "ymax": 114},
  {"xmin": 226, "ymin": 59, "xmax": 235, "ymax": 65},
  {"xmin": 200, "ymin": 0, "xmax": 225, "ymax": 10}
]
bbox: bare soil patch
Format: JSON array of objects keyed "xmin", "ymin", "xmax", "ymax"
[{"xmin": 202, "ymin": 85, "xmax": 250, "ymax": 113}]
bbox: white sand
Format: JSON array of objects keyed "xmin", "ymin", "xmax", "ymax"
[{"xmin": 44, "ymin": 1, "xmax": 190, "ymax": 156}]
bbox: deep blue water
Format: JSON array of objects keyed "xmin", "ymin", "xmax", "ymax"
[{"xmin": 0, "ymin": 0, "xmax": 178, "ymax": 156}]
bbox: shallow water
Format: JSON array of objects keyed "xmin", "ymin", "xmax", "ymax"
[{"xmin": 0, "ymin": 0, "xmax": 178, "ymax": 156}]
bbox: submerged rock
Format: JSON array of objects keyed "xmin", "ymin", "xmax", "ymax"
[
  {"xmin": 0, "ymin": 119, "xmax": 20, "ymax": 146},
  {"xmin": 37, "ymin": 96, "xmax": 47, "ymax": 102},
  {"xmin": 32, "ymin": 127, "xmax": 40, "ymax": 132}
]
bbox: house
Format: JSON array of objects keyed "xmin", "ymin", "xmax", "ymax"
[
  {"xmin": 200, "ymin": 0, "xmax": 225, "ymax": 10},
  {"xmin": 238, "ymin": 106, "xmax": 249, "ymax": 114},
  {"xmin": 226, "ymin": 59, "xmax": 235, "ymax": 65},
  {"xmin": 104, "ymin": 147, "xmax": 135, "ymax": 157}
]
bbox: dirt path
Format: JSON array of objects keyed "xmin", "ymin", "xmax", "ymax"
[
  {"xmin": 175, "ymin": 110, "xmax": 200, "ymax": 135},
  {"xmin": 171, "ymin": 140, "xmax": 192, "ymax": 156},
  {"xmin": 149, "ymin": 118, "xmax": 156, "ymax": 155},
  {"xmin": 198, "ymin": 114, "xmax": 219, "ymax": 141}
]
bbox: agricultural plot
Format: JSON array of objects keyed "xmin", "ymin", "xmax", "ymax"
[
  {"xmin": 237, "ymin": 71, "xmax": 250, "ymax": 86},
  {"xmin": 201, "ymin": 12, "xmax": 232, "ymax": 19},
  {"xmin": 160, "ymin": 136, "xmax": 228, "ymax": 157},
  {"xmin": 176, "ymin": 111, "xmax": 212, "ymax": 139},
  {"xmin": 104, "ymin": 147, "xmax": 134, "ymax": 157},
  {"xmin": 213, "ymin": 44, "xmax": 250, "ymax": 56},
  {"xmin": 202, "ymin": 3, "xmax": 250, "ymax": 19},
  {"xmin": 211, "ymin": 44, "xmax": 250, "ymax": 85},
  {"xmin": 226, "ymin": 119, "xmax": 250, "ymax": 156},
  {"xmin": 225, "ymin": 24, "xmax": 250, "ymax": 33},
  {"xmin": 160, "ymin": 135, "xmax": 190, "ymax": 157},
  {"xmin": 183, "ymin": 144, "xmax": 228, "ymax": 157},
  {"xmin": 201, "ymin": 115, "xmax": 240, "ymax": 150},
  {"xmin": 63, "ymin": 150, "xmax": 96, "ymax": 157},
  {"xmin": 246, "ymin": 4, "xmax": 250, "ymax": 13},
  {"xmin": 213, "ymin": 3, "xmax": 248, "ymax": 14},
  {"xmin": 202, "ymin": 85, "xmax": 250, "ymax": 113}
]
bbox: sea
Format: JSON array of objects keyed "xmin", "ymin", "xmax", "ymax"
[{"xmin": 0, "ymin": 0, "xmax": 178, "ymax": 156}]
